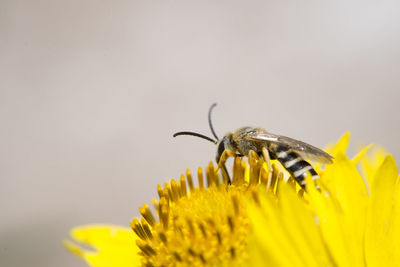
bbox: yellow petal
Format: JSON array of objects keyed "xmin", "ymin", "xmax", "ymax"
[
  {"xmin": 248, "ymin": 184, "xmax": 333, "ymax": 267},
  {"xmin": 278, "ymin": 183, "xmax": 333, "ymax": 266},
  {"xmin": 310, "ymin": 152, "xmax": 369, "ymax": 267},
  {"xmin": 365, "ymin": 155, "xmax": 400, "ymax": 266},
  {"xmin": 307, "ymin": 181, "xmax": 351, "ymax": 267},
  {"xmin": 352, "ymin": 144, "xmax": 373, "ymax": 165},
  {"xmin": 64, "ymin": 224, "xmax": 140, "ymax": 267},
  {"xmin": 329, "ymin": 132, "xmax": 351, "ymax": 156},
  {"xmin": 352, "ymin": 144, "xmax": 374, "ymax": 193},
  {"xmin": 65, "ymin": 133, "xmax": 400, "ymax": 267},
  {"xmin": 247, "ymin": 190, "xmax": 305, "ymax": 266},
  {"xmin": 360, "ymin": 146, "xmax": 387, "ymax": 186}
]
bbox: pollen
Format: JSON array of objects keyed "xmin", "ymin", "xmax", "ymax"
[{"xmin": 131, "ymin": 151, "xmax": 302, "ymax": 267}]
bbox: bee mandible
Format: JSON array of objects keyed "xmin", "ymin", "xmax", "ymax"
[{"xmin": 173, "ymin": 103, "xmax": 333, "ymax": 190}]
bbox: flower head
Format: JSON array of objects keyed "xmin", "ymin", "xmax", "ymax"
[{"xmin": 65, "ymin": 133, "xmax": 400, "ymax": 267}]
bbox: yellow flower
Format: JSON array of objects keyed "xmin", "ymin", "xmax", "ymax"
[{"xmin": 65, "ymin": 133, "xmax": 400, "ymax": 267}]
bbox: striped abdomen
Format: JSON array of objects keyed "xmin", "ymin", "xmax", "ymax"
[{"xmin": 273, "ymin": 146, "xmax": 320, "ymax": 190}]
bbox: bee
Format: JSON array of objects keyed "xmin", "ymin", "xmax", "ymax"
[{"xmin": 173, "ymin": 103, "xmax": 333, "ymax": 190}]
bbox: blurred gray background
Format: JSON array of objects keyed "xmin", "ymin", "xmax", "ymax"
[{"xmin": 1, "ymin": 0, "xmax": 400, "ymax": 266}]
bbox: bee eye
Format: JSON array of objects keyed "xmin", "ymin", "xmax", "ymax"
[
  {"xmin": 218, "ymin": 142, "xmax": 225, "ymax": 156},
  {"xmin": 216, "ymin": 141, "xmax": 225, "ymax": 163}
]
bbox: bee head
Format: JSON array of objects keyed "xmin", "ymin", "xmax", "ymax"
[{"xmin": 215, "ymin": 133, "xmax": 234, "ymax": 164}]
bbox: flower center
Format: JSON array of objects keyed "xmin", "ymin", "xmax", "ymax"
[{"xmin": 131, "ymin": 152, "xmax": 300, "ymax": 266}]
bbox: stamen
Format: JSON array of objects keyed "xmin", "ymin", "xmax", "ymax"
[
  {"xmin": 141, "ymin": 218, "xmax": 153, "ymax": 239},
  {"xmin": 199, "ymin": 253, "xmax": 206, "ymax": 264},
  {"xmin": 136, "ymin": 240, "xmax": 156, "ymax": 256},
  {"xmin": 158, "ymin": 198, "xmax": 169, "ymax": 228},
  {"xmin": 158, "ymin": 232, "xmax": 167, "ymax": 244},
  {"xmin": 251, "ymin": 188, "xmax": 260, "ymax": 205},
  {"xmin": 180, "ymin": 174, "xmax": 187, "ymax": 197},
  {"xmin": 249, "ymin": 150, "xmax": 261, "ymax": 185},
  {"xmin": 269, "ymin": 165, "xmax": 278, "ymax": 192},
  {"xmin": 230, "ymin": 247, "xmax": 236, "ymax": 258},
  {"xmin": 132, "ymin": 151, "xmax": 317, "ymax": 266},
  {"xmin": 151, "ymin": 199, "xmax": 158, "ymax": 213},
  {"xmin": 206, "ymin": 162, "xmax": 219, "ymax": 187},
  {"xmin": 227, "ymin": 215, "xmax": 234, "ymax": 232},
  {"xmin": 174, "ymin": 252, "xmax": 182, "ymax": 262},
  {"xmin": 160, "ymin": 206, "xmax": 169, "ymax": 229},
  {"xmin": 130, "ymin": 218, "xmax": 146, "ymax": 240},
  {"xmin": 216, "ymin": 231, "xmax": 222, "ymax": 244},
  {"xmin": 198, "ymin": 167, "xmax": 204, "ymax": 190},
  {"xmin": 232, "ymin": 157, "xmax": 241, "ymax": 184},
  {"xmin": 186, "ymin": 169, "xmax": 194, "ymax": 192},
  {"xmin": 186, "ymin": 217, "xmax": 195, "ymax": 235},
  {"xmin": 206, "ymin": 162, "xmax": 213, "ymax": 187},
  {"xmin": 139, "ymin": 203, "xmax": 156, "ymax": 227},
  {"xmin": 157, "ymin": 185, "xmax": 163, "ymax": 199},
  {"xmin": 260, "ymin": 166, "xmax": 269, "ymax": 186},
  {"xmin": 232, "ymin": 193, "xmax": 240, "ymax": 215},
  {"xmin": 163, "ymin": 183, "xmax": 173, "ymax": 202},
  {"xmin": 198, "ymin": 222, "xmax": 207, "ymax": 238},
  {"xmin": 275, "ymin": 172, "xmax": 284, "ymax": 195},
  {"xmin": 170, "ymin": 179, "xmax": 180, "ymax": 201},
  {"xmin": 188, "ymin": 248, "xmax": 196, "ymax": 256}
]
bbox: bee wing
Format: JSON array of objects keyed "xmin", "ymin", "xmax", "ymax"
[{"xmin": 246, "ymin": 132, "xmax": 334, "ymax": 164}]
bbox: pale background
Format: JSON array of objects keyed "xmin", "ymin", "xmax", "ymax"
[{"xmin": 1, "ymin": 1, "xmax": 400, "ymax": 266}]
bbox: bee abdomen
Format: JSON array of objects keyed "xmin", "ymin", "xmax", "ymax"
[{"xmin": 274, "ymin": 147, "xmax": 320, "ymax": 190}]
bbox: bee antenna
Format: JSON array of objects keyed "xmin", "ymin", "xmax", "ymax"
[
  {"xmin": 173, "ymin": 131, "xmax": 217, "ymax": 144},
  {"xmin": 208, "ymin": 103, "xmax": 219, "ymax": 140}
]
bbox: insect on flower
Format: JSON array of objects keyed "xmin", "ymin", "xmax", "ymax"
[{"xmin": 173, "ymin": 103, "xmax": 334, "ymax": 190}]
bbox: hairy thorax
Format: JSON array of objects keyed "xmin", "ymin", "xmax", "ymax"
[{"xmin": 230, "ymin": 127, "xmax": 269, "ymax": 156}]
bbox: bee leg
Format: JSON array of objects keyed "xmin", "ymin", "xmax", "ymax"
[
  {"xmin": 261, "ymin": 147, "xmax": 274, "ymax": 188},
  {"xmin": 218, "ymin": 149, "xmax": 236, "ymax": 185}
]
